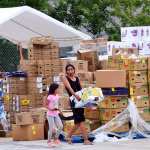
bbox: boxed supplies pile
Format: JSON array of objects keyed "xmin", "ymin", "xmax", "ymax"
[
  {"xmin": 60, "ymin": 59, "xmax": 88, "ymax": 73},
  {"xmin": 80, "ymin": 38, "xmax": 107, "ymax": 55},
  {"xmin": 12, "ymin": 108, "xmax": 46, "ymax": 141},
  {"xmin": 77, "ymin": 50, "xmax": 99, "ymax": 71}
]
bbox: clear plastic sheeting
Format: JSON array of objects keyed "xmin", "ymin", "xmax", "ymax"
[{"xmin": 92, "ymin": 99, "xmax": 150, "ymax": 142}]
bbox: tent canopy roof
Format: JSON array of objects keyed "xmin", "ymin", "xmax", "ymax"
[{"xmin": 0, "ymin": 6, "xmax": 91, "ymax": 48}]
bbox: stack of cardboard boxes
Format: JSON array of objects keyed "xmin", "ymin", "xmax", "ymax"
[
  {"xmin": 95, "ymin": 70, "xmax": 129, "ymax": 132},
  {"xmin": 3, "ymin": 76, "xmax": 29, "ymax": 124},
  {"xmin": 129, "ymin": 57, "xmax": 150, "ymax": 121},
  {"xmin": 99, "ymin": 49, "xmax": 150, "ymax": 124},
  {"xmin": 12, "ymin": 108, "xmax": 46, "ymax": 141}
]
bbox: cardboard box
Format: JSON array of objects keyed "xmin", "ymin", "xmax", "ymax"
[
  {"xmin": 77, "ymin": 50, "xmax": 99, "ymax": 71},
  {"xmin": 99, "ymin": 60, "xmax": 108, "ymax": 70},
  {"xmin": 15, "ymin": 112, "xmax": 33, "ymax": 125},
  {"xmin": 12, "ymin": 124, "xmax": 44, "ymax": 141},
  {"xmin": 147, "ymin": 57, "xmax": 150, "ymax": 70},
  {"xmin": 61, "ymin": 59, "xmax": 88, "ymax": 73},
  {"xmin": 129, "ymin": 71, "xmax": 148, "ymax": 85},
  {"xmin": 59, "ymin": 96, "xmax": 71, "ymax": 110},
  {"xmin": 138, "ymin": 107, "xmax": 150, "ymax": 121},
  {"xmin": 100, "ymin": 108, "xmax": 125, "ymax": 121},
  {"xmin": 84, "ymin": 108, "xmax": 100, "ymax": 120},
  {"xmin": 77, "ymin": 72, "xmax": 94, "ymax": 84},
  {"xmin": 89, "ymin": 120, "xmax": 101, "ymax": 131},
  {"xmin": 130, "ymin": 95, "xmax": 149, "ymax": 107},
  {"xmin": 16, "ymin": 109, "xmax": 46, "ymax": 125},
  {"xmin": 128, "ymin": 57, "xmax": 148, "ymax": 70},
  {"xmin": 95, "ymin": 70, "xmax": 126, "ymax": 88},
  {"xmin": 130, "ymin": 85, "xmax": 148, "ymax": 96},
  {"xmin": 99, "ymin": 96, "xmax": 128, "ymax": 108},
  {"xmin": 31, "ymin": 36, "xmax": 53, "ymax": 45},
  {"xmin": 147, "ymin": 71, "xmax": 150, "ymax": 82}
]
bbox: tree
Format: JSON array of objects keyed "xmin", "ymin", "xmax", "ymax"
[
  {"xmin": 49, "ymin": 0, "xmax": 150, "ymax": 40},
  {"xmin": 107, "ymin": 0, "xmax": 150, "ymax": 40}
]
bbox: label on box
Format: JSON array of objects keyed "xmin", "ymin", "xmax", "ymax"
[
  {"xmin": 37, "ymin": 83, "xmax": 43, "ymax": 88},
  {"xmin": 20, "ymin": 78, "xmax": 25, "ymax": 81},
  {"xmin": 36, "ymin": 77, "xmax": 42, "ymax": 83}
]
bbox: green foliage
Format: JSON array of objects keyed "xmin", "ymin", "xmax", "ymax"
[{"xmin": 49, "ymin": 0, "xmax": 150, "ymax": 40}]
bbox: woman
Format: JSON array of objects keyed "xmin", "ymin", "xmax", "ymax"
[{"xmin": 61, "ymin": 64, "xmax": 92, "ymax": 145}]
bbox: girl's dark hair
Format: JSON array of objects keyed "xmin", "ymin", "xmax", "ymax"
[
  {"xmin": 65, "ymin": 64, "xmax": 75, "ymax": 72},
  {"xmin": 48, "ymin": 83, "xmax": 59, "ymax": 95}
]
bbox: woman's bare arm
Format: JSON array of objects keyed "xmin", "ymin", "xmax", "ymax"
[{"xmin": 61, "ymin": 75, "xmax": 81, "ymax": 101}]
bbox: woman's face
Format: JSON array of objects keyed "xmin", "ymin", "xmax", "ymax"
[{"xmin": 66, "ymin": 66, "xmax": 75, "ymax": 76}]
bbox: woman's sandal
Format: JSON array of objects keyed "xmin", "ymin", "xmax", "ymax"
[
  {"xmin": 66, "ymin": 137, "xmax": 72, "ymax": 144},
  {"xmin": 84, "ymin": 140, "xmax": 93, "ymax": 145}
]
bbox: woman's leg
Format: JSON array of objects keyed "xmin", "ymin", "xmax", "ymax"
[
  {"xmin": 47, "ymin": 116, "xmax": 55, "ymax": 142},
  {"xmin": 66, "ymin": 123, "xmax": 80, "ymax": 144},
  {"xmin": 54, "ymin": 115, "xmax": 63, "ymax": 139},
  {"xmin": 79, "ymin": 122, "xmax": 92, "ymax": 145}
]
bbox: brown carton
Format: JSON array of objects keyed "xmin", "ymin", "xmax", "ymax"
[
  {"xmin": 138, "ymin": 107, "xmax": 150, "ymax": 121},
  {"xmin": 77, "ymin": 72, "xmax": 94, "ymax": 84},
  {"xmin": 130, "ymin": 95, "xmax": 149, "ymax": 107},
  {"xmin": 99, "ymin": 96, "xmax": 128, "ymax": 109},
  {"xmin": 130, "ymin": 85, "xmax": 148, "ymax": 96},
  {"xmin": 15, "ymin": 112, "xmax": 33, "ymax": 125},
  {"xmin": 95, "ymin": 70, "xmax": 126, "ymax": 88},
  {"xmin": 128, "ymin": 57, "xmax": 148, "ymax": 70},
  {"xmin": 12, "ymin": 124, "xmax": 44, "ymax": 141},
  {"xmin": 84, "ymin": 108, "xmax": 100, "ymax": 120},
  {"xmin": 77, "ymin": 50, "xmax": 99, "ymax": 71},
  {"xmin": 129, "ymin": 71, "xmax": 148, "ymax": 85},
  {"xmin": 61, "ymin": 59, "xmax": 88, "ymax": 73}
]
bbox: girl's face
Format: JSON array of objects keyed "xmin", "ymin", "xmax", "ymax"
[
  {"xmin": 66, "ymin": 66, "xmax": 75, "ymax": 76},
  {"xmin": 54, "ymin": 88, "xmax": 59, "ymax": 95}
]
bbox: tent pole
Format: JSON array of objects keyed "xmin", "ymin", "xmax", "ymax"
[{"xmin": 18, "ymin": 43, "xmax": 24, "ymax": 64}]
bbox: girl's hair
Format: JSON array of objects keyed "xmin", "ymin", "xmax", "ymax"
[
  {"xmin": 65, "ymin": 64, "xmax": 75, "ymax": 72},
  {"xmin": 48, "ymin": 83, "xmax": 59, "ymax": 95}
]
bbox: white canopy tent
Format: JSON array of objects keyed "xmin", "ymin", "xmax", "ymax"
[{"xmin": 0, "ymin": 6, "xmax": 91, "ymax": 50}]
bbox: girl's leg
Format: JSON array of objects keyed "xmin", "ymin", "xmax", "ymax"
[
  {"xmin": 54, "ymin": 115, "xmax": 63, "ymax": 140},
  {"xmin": 79, "ymin": 122, "xmax": 92, "ymax": 145},
  {"xmin": 47, "ymin": 116, "xmax": 55, "ymax": 142}
]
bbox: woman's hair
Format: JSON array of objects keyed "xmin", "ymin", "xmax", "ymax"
[
  {"xmin": 65, "ymin": 64, "xmax": 75, "ymax": 72},
  {"xmin": 48, "ymin": 83, "xmax": 59, "ymax": 95}
]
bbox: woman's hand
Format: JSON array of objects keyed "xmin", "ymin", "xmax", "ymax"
[{"xmin": 75, "ymin": 94, "xmax": 81, "ymax": 101}]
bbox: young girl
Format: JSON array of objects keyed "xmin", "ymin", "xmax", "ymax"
[{"xmin": 44, "ymin": 83, "xmax": 63, "ymax": 147}]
